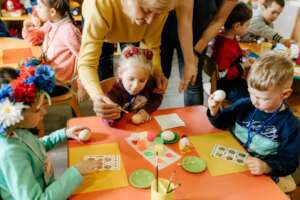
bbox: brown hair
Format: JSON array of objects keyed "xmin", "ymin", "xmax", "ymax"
[
  {"xmin": 224, "ymin": 2, "xmax": 252, "ymax": 30},
  {"xmin": 0, "ymin": 67, "xmax": 18, "ymax": 85},
  {"xmin": 263, "ymin": 0, "xmax": 285, "ymax": 8},
  {"xmin": 40, "ymin": 0, "xmax": 75, "ymax": 25},
  {"xmin": 247, "ymin": 53, "xmax": 293, "ymax": 91}
]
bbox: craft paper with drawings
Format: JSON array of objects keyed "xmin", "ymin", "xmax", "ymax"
[
  {"xmin": 211, "ymin": 144, "xmax": 248, "ymax": 165},
  {"xmin": 154, "ymin": 113, "xmax": 186, "ymax": 130},
  {"xmin": 84, "ymin": 155, "xmax": 120, "ymax": 170},
  {"xmin": 125, "ymin": 132, "xmax": 181, "ymax": 170}
]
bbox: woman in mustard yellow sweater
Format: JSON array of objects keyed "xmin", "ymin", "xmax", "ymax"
[{"xmin": 78, "ymin": 0, "xmax": 195, "ymax": 119}]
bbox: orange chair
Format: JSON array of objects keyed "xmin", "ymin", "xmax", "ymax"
[{"xmin": 99, "ymin": 77, "xmax": 116, "ymax": 94}]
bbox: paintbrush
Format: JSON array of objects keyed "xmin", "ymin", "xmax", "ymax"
[
  {"xmin": 118, "ymin": 106, "xmax": 129, "ymax": 113},
  {"xmin": 167, "ymin": 183, "xmax": 181, "ymax": 194},
  {"xmin": 156, "ymin": 152, "xmax": 159, "ymax": 192},
  {"xmin": 166, "ymin": 170, "xmax": 176, "ymax": 193}
]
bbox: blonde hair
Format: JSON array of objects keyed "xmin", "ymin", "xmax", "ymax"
[
  {"xmin": 118, "ymin": 45, "xmax": 153, "ymax": 77},
  {"xmin": 247, "ymin": 53, "xmax": 294, "ymax": 91},
  {"xmin": 121, "ymin": 0, "xmax": 175, "ymax": 21}
]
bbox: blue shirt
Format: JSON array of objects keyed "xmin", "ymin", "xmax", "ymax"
[{"xmin": 208, "ymin": 98, "xmax": 300, "ymax": 177}]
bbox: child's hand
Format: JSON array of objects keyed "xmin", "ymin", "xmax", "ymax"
[
  {"xmin": 65, "ymin": 125, "xmax": 90, "ymax": 141},
  {"xmin": 208, "ymin": 90, "xmax": 225, "ymax": 116},
  {"xmin": 74, "ymin": 159, "xmax": 103, "ymax": 176},
  {"xmin": 280, "ymin": 38, "xmax": 292, "ymax": 48},
  {"xmin": 242, "ymin": 57, "xmax": 256, "ymax": 69},
  {"xmin": 245, "ymin": 156, "xmax": 271, "ymax": 175},
  {"xmin": 23, "ymin": 19, "xmax": 35, "ymax": 31},
  {"xmin": 131, "ymin": 109, "xmax": 150, "ymax": 124}
]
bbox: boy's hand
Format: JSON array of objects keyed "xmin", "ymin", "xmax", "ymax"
[
  {"xmin": 208, "ymin": 92, "xmax": 224, "ymax": 116},
  {"xmin": 65, "ymin": 125, "xmax": 90, "ymax": 141},
  {"xmin": 75, "ymin": 159, "xmax": 103, "ymax": 176},
  {"xmin": 280, "ymin": 38, "xmax": 292, "ymax": 48},
  {"xmin": 245, "ymin": 156, "xmax": 271, "ymax": 175}
]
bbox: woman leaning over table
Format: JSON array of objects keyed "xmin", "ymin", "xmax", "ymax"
[{"xmin": 77, "ymin": 0, "xmax": 196, "ymax": 120}]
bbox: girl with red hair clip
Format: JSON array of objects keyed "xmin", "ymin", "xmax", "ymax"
[{"xmin": 105, "ymin": 46, "xmax": 163, "ymax": 125}]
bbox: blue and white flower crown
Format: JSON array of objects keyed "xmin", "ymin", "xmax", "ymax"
[{"xmin": 0, "ymin": 57, "xmax": 56, "ymax": 134}]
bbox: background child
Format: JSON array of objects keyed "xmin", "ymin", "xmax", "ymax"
[
  {"xmin": 207, "ymin": 53, "xmax": 300, "ymax": 191},
  {"xmin": 0, "ymin": 19, "xmax": 10, "ymax": 37},
  {"xmin": 0, "ymin": 65, "xmax": 102, "ymax": 200},
  {"xmin": 22, "ymin": 0, "xmax": 87, "ymax": 100},
  {"xmin": 105, "ymin": 46, "xmax": 163, "ymax": 124},
  {"xmin": 212, "ymin": 2, "xmax": 254, "ymax": 102},
  {"xmin": 241, "ymin": 0, "xmax": 291, "ymax": 47}
]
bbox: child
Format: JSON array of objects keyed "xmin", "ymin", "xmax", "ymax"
[
  {"xmin": 212, "ymin": 2, "xmax": 254, "ymax": 102},
  {"xmin": 241, "ymin": 0, "xmax": 291, "ymax": 47},
  {"xmin": 106, "ymin": 46, "xmax": 163, "ymax": 124},
  {"xmin": 21, "ymin": 0, "xmax": 87, "ymax": 100},
  {"xmin": 0, "ymin": 64, "xmax": 102, "ymax": 199},
  {"xmin": 0, "ymin": 19, "xmax": 10, "ymax": 37},
  {"xmin": 207, "ymin": 53, "xmax": 300, "ymax": 191}
]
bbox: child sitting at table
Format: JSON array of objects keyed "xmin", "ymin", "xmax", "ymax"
[
  {"xmin": 0, "ymin": 65, "xmax": 102, "ymax": 200},
  {"xmin": 21, "ymin": 0, "xmax": 87, "ymax": 101},
  {"xmin": 241, "ymin": 0, "xmax": 292, "ymax": 48},
  {"xmin": 212, "ymin": 2, "xmax": 254, "ymax": 102},
  {"xmin": 0, "ymin": 19, "xmax": 10, "ymax": 37},
  {"xmin": 207, "ymin": 53, "xmax": 300, "ymax": 192},
  {"xmin": 105, "ymin": 46, "xmax": 163, "ymax": 125}
]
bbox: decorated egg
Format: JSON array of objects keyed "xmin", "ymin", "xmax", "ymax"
[
  {"xmin": 213, "ymin": 90, "xmax": 226, "ymax": 102},
  {"xmin": 161, "ymin": 130, "xmax": 175, "ymax": 141},
  {"xmin": 78, "ymin": 129, "xmax": 91, "ymax": 141},
  {"xmin": 132, "ymin": 114, "xmax": 144, "ymax": 124}
]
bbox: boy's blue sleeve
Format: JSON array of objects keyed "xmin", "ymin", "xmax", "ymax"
[
  {"xmin": 40, "ymin": 129, "xmax": 67, "ymax": 152},
  {"xmin": 207, "ymin": 98, "xmax": 250, "ymax": 130},
  {"xmin": 0, "ymin": 146, "xmax": 83, "ymax": 200},
  {"xmin": 264, "ymin": 121, "xmax": 300, "ymax": 177},
  {"xmin": 0, "ymin": 20, "xmax": 10, "ymax": 37}
]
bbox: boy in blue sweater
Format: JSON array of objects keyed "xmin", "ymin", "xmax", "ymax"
[{"xmin": 207, "ymin": 53, "xmax": 300, "ymax": 190}]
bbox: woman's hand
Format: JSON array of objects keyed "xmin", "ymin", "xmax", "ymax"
[
  {"xmin": 179, "ymin": 54, "xmax": 198, "ymax": 92},
  {"xmin": 153, "ymin": 72, "xmax": 168, "ymax": 94},
  {"xmin": 93, "ymin": 96, "xmax": 121, "ymax": 120}
]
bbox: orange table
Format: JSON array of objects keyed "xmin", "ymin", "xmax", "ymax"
[
  {"xmin": 67, "ymin": 106, "xmax": 288, "ymax": 200},
  {"xmin": 239, "ymin": 42, "xmax": 300, "ymax": 79},
  {"xmin": 0, "ymin": 37, "xmax": 41, "ymax": 68}
]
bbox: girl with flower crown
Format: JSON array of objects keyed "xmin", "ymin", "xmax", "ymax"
[
  {"xmin": 105, "ymin": 46, "xmax": 163, "ymax": 124},
  {"xmin": 0, "ymin": 62, "xmax": 102, "ymax": 200},
  {"xmin": 22, "ymin": 0, "xmax": 88, "ymax": 101}
]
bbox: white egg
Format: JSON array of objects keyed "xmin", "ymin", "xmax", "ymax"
[
  {"xmin": 78, "ymin": 129, "xmax": 91, "ymax": 141},
  {"xmin": 213, "ymin": 90, "xmax": 226, "ymax": 102},
  {"xmin": 161, "ymin": 131, "xmax": 175, "ymax": 141},
  {"xmin": 132, "ymin": 114, "xmax": 144, "ymax": 124}
]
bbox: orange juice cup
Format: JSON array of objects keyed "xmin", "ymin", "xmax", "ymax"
[{"xmin": 151, "ymin": 178, "xmax": 174, "ymax": 200}]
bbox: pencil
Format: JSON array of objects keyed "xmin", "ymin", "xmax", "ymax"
[
  {"xmin": 156, "ymin": 152, "xmax": 159, "ymax": 192},
  {"xmin": 167, "ymin": 183, "xmax": 181, "ymax": 193}
]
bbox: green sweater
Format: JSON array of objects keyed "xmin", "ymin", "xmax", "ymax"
[{"xmin": 0, "ymin": 129, "xmax": 83, "ymax": 200}]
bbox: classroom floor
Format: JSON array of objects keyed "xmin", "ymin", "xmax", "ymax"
[{"xmin": 47, "ymin": 53, "xmax": 184, "ymax": 177}]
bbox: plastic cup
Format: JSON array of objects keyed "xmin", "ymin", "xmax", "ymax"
[
  {"xmin": 260, "ymin": 42, "xmax": 273, "ymax": 55},
  {"xmin": 151, "ymin": 178, "xmax": 174, "ymax": 200}
]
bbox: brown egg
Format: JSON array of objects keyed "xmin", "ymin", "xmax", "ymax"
[{"xmin": 132, "ymin": 114, "xmax": 144, "ymax": 124}]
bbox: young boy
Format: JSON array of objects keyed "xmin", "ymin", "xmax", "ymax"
[
  {"xmin": 212, "ymin": 2, "xmax": 253, "ymax": 102},
  {"xmin": 242, "ymin": 0, "xmax": 291, "ymax": 47},
  {"xmin": 207, "ymin": 53, "xmax": 300, "ymax": 190}
]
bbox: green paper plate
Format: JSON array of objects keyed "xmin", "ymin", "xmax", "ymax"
[
  {"xmin": 158, "ymin": 131, "xmax": 180, "ymax": 144},
  {"xmin": 129, "ymin": 169, "xmax": 155, "ymax": 189},
  {"xmin": 181, "ymin": 156, "xmax": 206, "ymax": 173}
]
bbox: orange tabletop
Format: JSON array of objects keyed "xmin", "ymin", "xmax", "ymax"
[
  {"xmin": 239, "ymin": 42, "xmax": 300, "ymax": 79},
  {"xmin": 67, "ymin": 106, "xmax": 288, "ymax": 200},
  {"xmin": 0, "ymin": 37, "xmax": 41, "ymax": 68}
]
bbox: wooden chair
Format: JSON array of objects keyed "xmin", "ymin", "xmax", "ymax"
[
  {"xmin": 100, "ymin": 77, "xmax": 116, "ymax": 94},
  {"xmin": 202, "ymin": 55, "xmax": 219, "ymax": 95}
]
